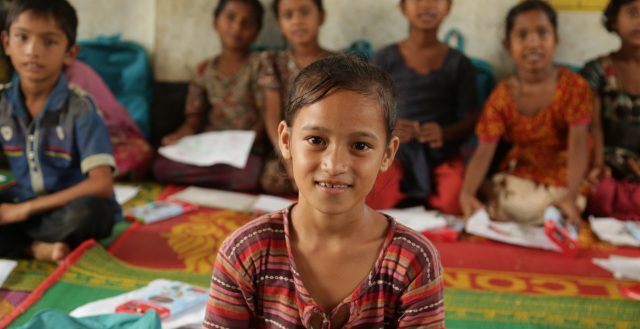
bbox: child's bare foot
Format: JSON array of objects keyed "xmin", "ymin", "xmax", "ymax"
[{"xmin": 30, "ymin": 241, "xmax": 70, "ymax": 264}]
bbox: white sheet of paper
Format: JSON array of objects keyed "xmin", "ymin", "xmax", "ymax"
[
  {"xmin": 253, "ymin": 195, "xmax": 294, "ymax": 213},
  {"xmin": 114, "ymin": 185, "xmax": 140, "ymax": 205},
  {"xmin": 158, "ymin": 131, "xmax": 255, "ymax": 168},
  {"xmin": 168, "ymin": 186, "xmax": 257, "ymax": 212},
  {"xmin": 0, "ymin": 259, "xmax": 17, "ymax": 287},
  {"xmin": 593, "ymin": 255, "xmax": 640, "ymax": 281},
  {"xmin": 589, "ymin": 217, "xmax": 640, "ymax": 247},
  {"xmin": 70, "ymin": 279, "xmax": 205, "ymax": 329},
  {"xmin": 465, "ymin": 209, "xmax": 560, "ymax": 251},
  {"xmin": 381, "ymin": 208, "xmax": 448, "ymax": 232}
]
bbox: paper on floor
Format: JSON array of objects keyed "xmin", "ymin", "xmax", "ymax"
[
  {"xmin": 158, "ymin": 131, "xmax": 255, "ymax": 168},
  {"xmin": 168, "ymin": 186, "xmax": 257, "ymax": 212},
  {"xmin": 253, "ymin": 194, "xmax": 294, "ymax": 213},
  {"xmin": 465, "ymin": 209, "xmax": 560, "ymax": 252},
  {"xmin": 114, "ymin": 185, "xmax": 140, "ymax": 205},
  {"xmin": 589, "ymin": 217, "xmax": 640, "ymax": 247},
  {"xmin": 0, "ymin": 259, "xmax": 17, "ymax": 287},
  {"xmin": 593, "ymin": 255, "xmax": 640, "ymax": 281},
  {"xmin": 70, "ymin": 279, "xmax": 205, "ymax": 329},
  {"xmin": 381, "ymin": 207, "xmax": 448, "ymax": 232}
]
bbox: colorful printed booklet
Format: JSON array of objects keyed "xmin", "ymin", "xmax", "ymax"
[
  {"xmin": 125, "ymin": 201, "xmax": 198, "ymax": 224},
  {"xmin": 115, "ymin": 280, "xmax": 209, "ymax": 319}
]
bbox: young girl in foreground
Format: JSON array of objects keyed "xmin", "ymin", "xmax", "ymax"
[
  {"xmin": 459, "ymin": 0, "xmax": 592, "ymax": 225},
  {"xmin": 204, "ymin": 55, "xmax": 445, "ymax": 328},
  {"xmin": 581, "ymin": 0, "xmax": 640, "ymax": 221}
]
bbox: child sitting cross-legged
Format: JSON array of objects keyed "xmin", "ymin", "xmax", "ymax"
[
  {"xmin": 0, "ymin": 0, "xmax": 119, "ymax": 262},
  {"xmin": 153, "ymin": 0, "xmax": 266, "ymax": 192},
  {"xmin": 459, "ymin": 0, "xmax": 592, "ymax": 225}
]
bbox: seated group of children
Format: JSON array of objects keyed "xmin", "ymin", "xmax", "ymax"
[{"xmin": 0, "ymin": 0, "xmax": 639, "ymax": 327}]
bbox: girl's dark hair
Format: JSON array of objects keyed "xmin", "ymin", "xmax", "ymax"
[
  {"xmin": 272, "ymin": 0, "xmax": 324, "ymax": 18},
  {"xmin": 603, "ymin": 0, "xmax": 636, "ymax": 32},
  {"xmin": 505, "ymin": 0, "xmax": 558, "ymax": 43},
  {"xmin": 286, "ymin": 54, "xmax": 397, "ymax": 142},
  {"xmin": 213, "ymin": 0, "xmax": 265, "ymax": 30},
  {"xmin": 4, "ymin": 0, "xmax": 77, "ymax": 49}
]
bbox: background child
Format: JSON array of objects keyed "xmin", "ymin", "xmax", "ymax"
[
  {"xmin": 459, "ymin": 0, "xmax": 591, "ymax": 225},
  {"xmin": 258, "ymin": 0, "xmax": 332, "ymax": 195},
  {"xmin": 373, "ymin": 0, "xmax": 478, "ymax": 214},
  {"xmin": 0, "ymin": 0, "xmax": 118, "ymax": 262},
  {"xmin": 204, "ymin": 55, "xmax": 444, "ymax": 328},
  {"xmin": 153, "ymin": 0, "xmax": 265, "ymax": 192},
  {"xmin": 65, "ymin": 59, "xmax": 153, "ymax": 180},
  {"xmin": 581, "ymin": 0, "xmax": 640, "ymax": 221}
]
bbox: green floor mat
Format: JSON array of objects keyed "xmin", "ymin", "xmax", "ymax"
[{"xmin": 8, "ymin": 242, "xmax": 209, "ymax": 328}]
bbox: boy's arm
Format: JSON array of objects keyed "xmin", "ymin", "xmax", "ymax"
[{"xmin": 0, "ymin": 166, "xmax": 113, "ymax": 224}]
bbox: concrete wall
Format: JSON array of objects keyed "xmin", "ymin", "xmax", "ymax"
[{"xmin": 71, "ymin": 0, "xmax": 620, "ymax": 82}]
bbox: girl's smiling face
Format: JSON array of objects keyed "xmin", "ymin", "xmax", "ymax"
[
  {"xmin": 507, "ymin": 9, "xmax": 557, "ymax": 73},
  {"xmin": 278, "ymin": 89, "xmax": 398, "ymax": 216},
  {"xmin": 277, "ymin": 0, "xmax": 323, "ymax": 47}
]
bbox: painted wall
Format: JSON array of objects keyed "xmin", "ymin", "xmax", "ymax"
[{"xmin": 71, "ymin": 0, "xmax": 620, "ymax": 82}]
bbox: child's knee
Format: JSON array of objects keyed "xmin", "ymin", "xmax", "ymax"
[{"xmin": 63, "ymin": 197, "xmax": 116, "ymax": 238}]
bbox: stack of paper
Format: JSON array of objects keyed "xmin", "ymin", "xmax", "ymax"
[
  {"xmin": 589, "ymin": 217, "xmax": 640, "ymax": 247},
  {"xmin": 465, "ymin": 209, "xmax": 560, "ymax": 251},
  {"xmin": 593, "ymin": 255, "xmax": 640, "ymax": 281}
]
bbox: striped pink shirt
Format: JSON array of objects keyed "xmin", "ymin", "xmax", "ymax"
[{"xmin": 203, "ymin": 206, "xmax": 445, "ymax": 328}]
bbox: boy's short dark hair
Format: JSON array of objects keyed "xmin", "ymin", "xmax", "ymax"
[
  {"xmin": 603, "ymin": 0, "xmax": 636, "ymax": 32},
  {"xmin": 272, "ymin": 0, "xmax": 324, "ymax": 18},
  {"xmin": 213, "ymin": 0, "xmax": 265, "ymax": 31},
  {"xmin": 504, "ymin": 0, "xmax": 558, "ymax": 43},
  {"xmin": 286, "ymin": 54, "xmax": 397, "ymax": 142},
  {"xmin": 4, "ymin": 0, "xmax": 78, "ymax": 49}
]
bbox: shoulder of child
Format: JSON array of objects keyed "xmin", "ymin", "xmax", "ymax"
[
  {"xmin": 559, "ymin": 67, "xmax": 590, "ymax": 90},
  {"xmin": 372, "ymin": 43, "xmax": 399, "ymax": 64},
  {"xmin": 68, "ymin": 82, "xmax": 90, "ymax": 98},
  {"xmin": 389, "ymin": 218, "xmax": 443, "ymax": 280},
  {"xmin": 196, "ymin": 58, "xmax": 213, "ymax": 76},
  {"xmin": 218, "ymin": 210, "xmax": 287, "ymax": 262}
]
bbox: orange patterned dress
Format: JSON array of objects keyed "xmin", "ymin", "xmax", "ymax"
[{"xmin": 476, "ymin": 68, "xmax": 592, "ymax": 187}]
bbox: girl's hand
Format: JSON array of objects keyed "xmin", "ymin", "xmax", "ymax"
[
  {"xmin": 554, "ymin": 195, "xmax": 582, "ymax": 227},
  {"xmin": 0, "ymin": 202, "xmax": 32, "ymax": 225},
  {"xmin": 393, "ymin": 119, "xmax": 419, "ymax": 144},
  {"xmin": 586, "ymin": 165, "xmax": 611, "ymax": 189},
  {"xmin": 626, "ymin": 158, "xmax": 640, "ymax": 178},
  {"xmin": 418, "ymin": 122, "xmax": 443, "ymax": 148},
  {"xmin": 459, "ymin": 192, "xmax": 485, "ymax": 219}
]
